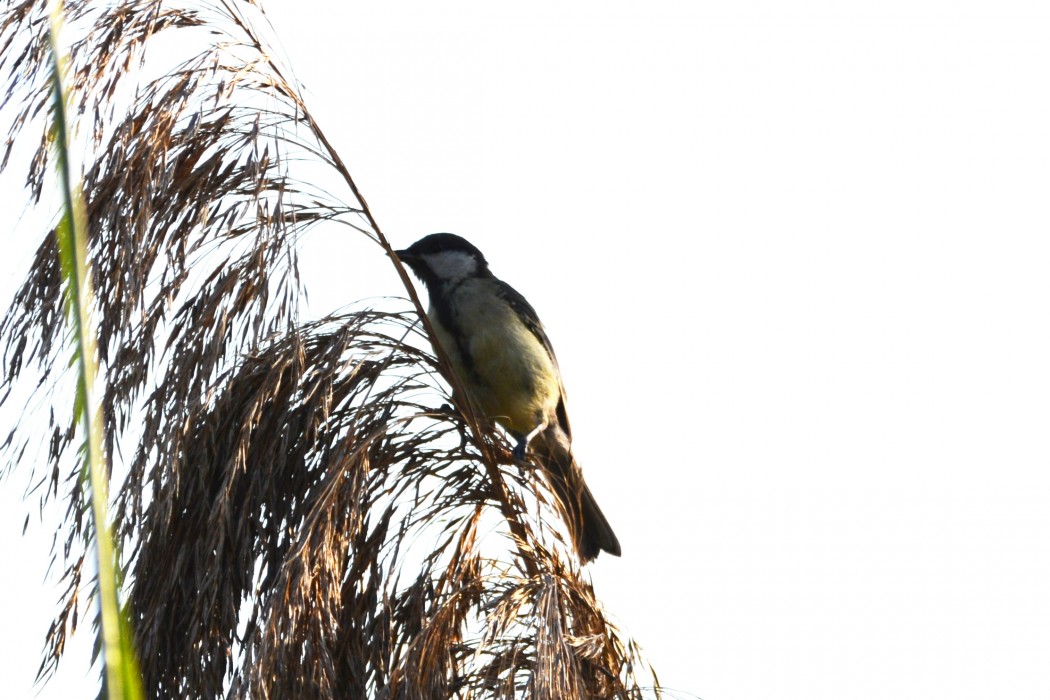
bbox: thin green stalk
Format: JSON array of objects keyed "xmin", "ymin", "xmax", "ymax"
[{"xmin": 45, "ymin": 3, "xmax": 143, "ymax": 698}]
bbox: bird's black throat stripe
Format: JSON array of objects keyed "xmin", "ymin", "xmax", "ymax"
[{"xmin": 430, "ymin": 279, "xmax": 485, "ymax": 386}]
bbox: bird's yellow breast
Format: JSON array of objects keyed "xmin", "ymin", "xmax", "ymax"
[{"xmin": 429, "ymin": 279, "xmax": 560, "ymax": 437}]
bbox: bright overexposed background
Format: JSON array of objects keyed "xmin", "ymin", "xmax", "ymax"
[{"xmin": 3, "ymin": 1, "xmax": 1050, "ymax": 698}]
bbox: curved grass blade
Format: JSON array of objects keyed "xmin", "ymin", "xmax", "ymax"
[{"xmin": 45, "ymin": 2, "xmax": 143, "ymax": 698}]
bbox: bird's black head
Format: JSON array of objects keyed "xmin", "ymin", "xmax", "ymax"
[{"xmin": 395, "ymin": 233, "xmax": 490, "ymax": 287}]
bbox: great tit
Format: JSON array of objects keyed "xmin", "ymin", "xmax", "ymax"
[{"xmin": 396, "ymin": 233, "xmax": 621, "ymax": 563}]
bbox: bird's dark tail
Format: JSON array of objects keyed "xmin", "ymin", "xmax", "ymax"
[{"xmin": 535, "ymin": 429, "xmax": 621, "ymax": 563}]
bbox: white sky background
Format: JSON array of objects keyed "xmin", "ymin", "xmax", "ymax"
[{"xmin": 2, "ymin": 1, "xmax": 1050, "ymax": 698}]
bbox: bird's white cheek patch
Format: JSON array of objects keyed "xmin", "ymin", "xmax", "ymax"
[{"xmin": 424, "ymin": 251, "xmax": 478, "ymax": 280}]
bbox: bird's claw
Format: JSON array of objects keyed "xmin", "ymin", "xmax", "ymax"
[{"xmin": 512, "ymin": 441, "xmax": 527, "ymax": 462}]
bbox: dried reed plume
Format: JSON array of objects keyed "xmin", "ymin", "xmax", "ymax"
[{"xmin": 0, "ymin": 1, "xmax": 660, "ymax": 697}]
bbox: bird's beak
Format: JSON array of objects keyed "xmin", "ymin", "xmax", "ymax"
[{"xmin": 394, "ymin": 249, "xmax": 413, "ymax": 261}]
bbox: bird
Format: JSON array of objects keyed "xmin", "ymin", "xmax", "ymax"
[{"xmin": 395, "ymin": 233, "xmax": 621, "ymax": 563}]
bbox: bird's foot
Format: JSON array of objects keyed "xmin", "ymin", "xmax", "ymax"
[{"xmin": 513, "ymin": 420, "xmax": 547, "ymax": 463}]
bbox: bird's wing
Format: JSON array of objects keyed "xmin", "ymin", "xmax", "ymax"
[{"xmin": 495, "ymin": 280, "xmax": 573, "ymax": 440}]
